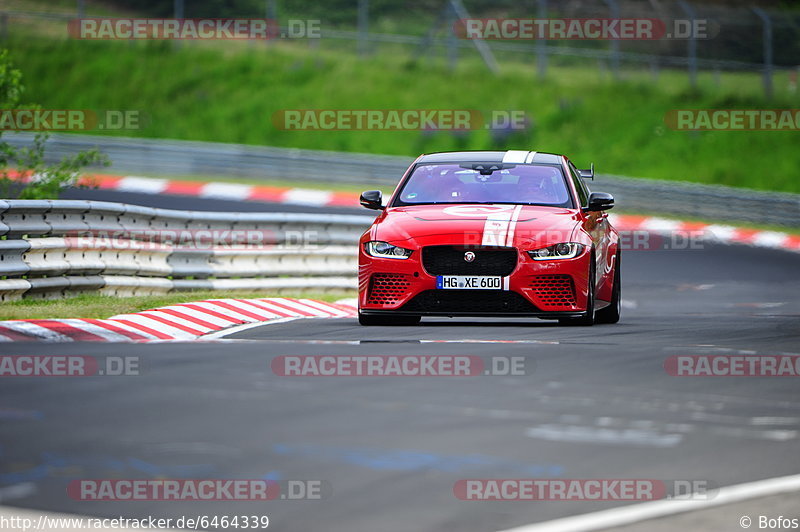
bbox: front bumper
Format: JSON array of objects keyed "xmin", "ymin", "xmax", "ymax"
[{"xmin": 358, "ymin": 245, "xmax": 591, "ymax": 316}]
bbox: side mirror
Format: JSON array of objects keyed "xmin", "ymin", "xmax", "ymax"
[
  {"xmin": 585, "ymin": 191, "xmax": 614, "ymax": 212},
  {"xmin": 360, "ymin": 190, "xmax": 384, "ymax": 210},
  {"xmin": 578, "ymin": 163, "xmax": 594, "ymax": 180}
]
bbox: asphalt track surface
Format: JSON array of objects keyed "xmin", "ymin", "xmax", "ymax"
[{"xmin": 1, "ymin": 189, "xmax": 799, "ymax": 532}]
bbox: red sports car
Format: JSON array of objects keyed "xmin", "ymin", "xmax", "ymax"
[{"xmin": 357, "ymin": 150, "xmax": 620, "ymax": 326}]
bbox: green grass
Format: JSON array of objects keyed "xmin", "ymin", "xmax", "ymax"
[
  {"xmin": 4, "ymin": 34, "xmax": 800, "ymax": 194},
  {"xmin": 0, "ymin": 290, "xmax": 356, "ymax": 320}
]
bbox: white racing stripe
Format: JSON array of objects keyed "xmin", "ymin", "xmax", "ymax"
[
  {"xmin": 496, "ymin": 473, "xmax": 800, "ymax": 532},
  {"xmin": 505, "ymin": 204, "xmax": 524, "ymax": 247},
  {"xmin": 482, "ymin": 204, "xmax": 524, "ymax": 247},
  {"xmin": 502, "ymin": 150, "xmax": 531, "ymax": 163},
  {"xmin": 482, "ymin": 208, "xmax": 514, "ymax": 246}
]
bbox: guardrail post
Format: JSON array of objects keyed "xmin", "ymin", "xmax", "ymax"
[
  {"xmin": 678, "ymin": 0, "xmax": 697, "ymax": 89},
  {"xmin": 77, "ymin": 0, "xmax": 85, "ymax": 18},
  {"xmin": 536, "ymin": 0, "xmax": 547, "ymax": 78},
  {"xmin": 752, "ymin": 7, "xmax": 773, "ymax": 100}
]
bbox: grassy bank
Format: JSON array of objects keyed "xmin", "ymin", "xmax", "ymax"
[{"xmin": 5, "ymin": 36, "xmax": 800, "ymax": 193}]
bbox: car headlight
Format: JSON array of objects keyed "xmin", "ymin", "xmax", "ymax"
[
  {"xmin": 365, "ymin": 241, "xmax": 413, "ymax": 259},
  {"xmin": 527, "ymin": 243, "xmax": 585, "ymax": 260}
]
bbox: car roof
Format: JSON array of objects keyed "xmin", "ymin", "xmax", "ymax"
[{"xmin": 417, "ymin": 150, "xmax": 564, "ymax": 165}]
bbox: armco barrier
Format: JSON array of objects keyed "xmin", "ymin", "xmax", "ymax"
[
  {"xmin": 0, "ymin": 200, "xmax": 373, "ymax": 300},
  {"xmin": 5, "ymin": 132, "xmax": 799, "ymax": 227}
]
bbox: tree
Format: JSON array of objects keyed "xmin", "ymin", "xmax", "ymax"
[{"xmin": 0, "ymin": 49, "xmax": 109, "ymax": 200}]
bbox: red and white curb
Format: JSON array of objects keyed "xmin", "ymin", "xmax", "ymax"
[
  {"xmin": 8, "ymin": 171, "xmax": 800, "ymax": 253},
  {"xmin": 608, "ymin": 214, "xmax": 800, "ymax": 253},
  {"xmin": 0, "ymin": 298, "xmax": 357, "ymax": 342},
  {"xmin": 81, "ymin": 173, "xmax": 361, "ymax": 208}
]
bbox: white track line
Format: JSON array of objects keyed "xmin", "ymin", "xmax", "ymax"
[{"xmin": 496, "ymin": 473, "xmax": 800, "ymax": 532}]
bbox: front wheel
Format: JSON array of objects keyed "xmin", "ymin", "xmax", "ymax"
[{"xmin": 358, "ymin": 312, "xmax": 421, "ymax": 326}]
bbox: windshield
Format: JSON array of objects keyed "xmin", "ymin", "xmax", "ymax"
[{"xmin": 392, "ymin": 163, "xmax": 573, "ymax": 208}]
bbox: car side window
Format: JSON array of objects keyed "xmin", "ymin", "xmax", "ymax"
[{"xmin": 568, "ymin": 163, "xmax": 590, "ymax": 207}]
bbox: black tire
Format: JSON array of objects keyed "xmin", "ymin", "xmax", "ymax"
[
  {"xmin": 595, "ymin": 250, "xmax": 621, "ymax": 324},
  {"xmin": 358, "ymin": 312, "xmax": 421, "ymax": 326},
  {"xmin": 559, "ymin": 254, "xmax": 595, "ymax": 327}
]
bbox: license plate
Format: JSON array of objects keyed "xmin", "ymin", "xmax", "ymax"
[{"xmin": 436, "ymin": 276, "xmax": 506, "ymax": 290}]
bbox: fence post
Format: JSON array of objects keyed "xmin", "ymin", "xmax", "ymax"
[
  {"xmin": 358, "ymin": 0, "xmax": 369, "ymax": 57},
  {"xmin": 603, "ymin": 0, "xmax": 620, "ymax": 79},
  {"xmin": 678, "ymin": 0, "xmax": 697, "ymax": 89},
  {"xmin": 752, "ymin": 7, "xmax": 773, "ymax": 100},
  {"xmin": 536, "ymin": 0, "xmax": 547, "ymax": 78}
]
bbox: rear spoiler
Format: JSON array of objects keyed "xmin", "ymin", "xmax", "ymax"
[{"xmin": 578, "ymin": 163, "xmax": 594, "ymax": 180}]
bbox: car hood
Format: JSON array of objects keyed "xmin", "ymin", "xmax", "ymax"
[{"xmin": 370, "ymin": 204, "xmax": 583, "ymax": 248}]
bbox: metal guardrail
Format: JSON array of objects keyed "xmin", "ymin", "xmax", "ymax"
[
  {"xmin": 0, "ymin": 199, "xmax": 373, "ymax": 300},
  {"xmin": 5, "ymin": 133, "xmax": 799, "ymax": 228}
]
